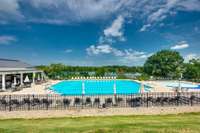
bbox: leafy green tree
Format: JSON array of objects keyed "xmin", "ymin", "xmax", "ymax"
[
  {"xmin": 183, "ymin": 59, "xmax": 200, "ymax": 82},
  {"xmin": 137, "ymin": 73, "xmax": 150, "ymax": 81},
  {"xmin": 95, "ymin": 68, "xmax": 105, "ymax": 76},
  {"xmin": 36, "ymin": 64, "xmax": 144, "ymax": 79},
  {"xmin": 144, "ymin": 50, "xmax": 184, "ymax": 79}
]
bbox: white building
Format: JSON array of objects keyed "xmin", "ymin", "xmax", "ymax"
[{"xmin": 0, "ymin": 59, "xmax": 45, "ymax": 91}]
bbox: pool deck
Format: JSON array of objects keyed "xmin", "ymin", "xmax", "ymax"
[
  {"xmin": 0, "ymin": 79, "xmax": 199, "ymax": 95},
  {"xmin": 0, "ymin": 80, "xmax": 61, "ymax": 95},
  {"xmin": 144, "ymin": 80, "xmax": 200, "ymax": 92}
]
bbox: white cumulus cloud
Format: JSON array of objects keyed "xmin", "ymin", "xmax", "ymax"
[
  {"xmin": 86, "ymin": 45, "xmax": 113, "ymax": 55},
  {"xmin": 0, "ymin": 0, "xmax": 200, "ymax": 25},
  {"xmin": 148, "ymin": 0, "xmax": 179, "ymax": 23},
  {"xmin": 140, "ymin": 24, "xmax": 151, "ymax": 32},
  {"xmin": 86, "ymin": 44, "xmax": 151, "ymax": 65},
  {"xmin": 0, "ymin": 35, "xmax": 16, "ymax": 45},
  {"xmin": 170, "ymin": 41, "xmax": 189, "ymax": 50},
  {"xmin": 99, "ymin": 15, "xmax": 126, "ymax": 44},
  {"xmin": 104, "ymin": 15, "xmax": 124, "ymax": 38},
  {"xmin": 0, "ymin": 0, "xmax": 23, "ymax": 23}
]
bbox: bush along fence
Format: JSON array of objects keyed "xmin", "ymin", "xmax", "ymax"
[{"xmin": 0, "ymin": 92, "xmax": 200, "ymax": 111}]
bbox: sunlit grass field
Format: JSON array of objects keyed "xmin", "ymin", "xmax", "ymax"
[{"xmin": 0, "ymin": 113, "xmax": 200, "ymax": 133}]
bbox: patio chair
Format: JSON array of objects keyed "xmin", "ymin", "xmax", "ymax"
[
  {"xmin": 31, "ymin": 98, "xmax": 41, "ymax": 106},
  {"xmin": 23, "ymin": 98, "xmax": 31, "ymax": 104},
  {"xmin": 93, "ymin": 98, "xmax": 100, "ymax": 105},
  {"xmin": 85, "ymin": 97, "xmax": 91, "ymax": 105},
  {"xmin": 116, "ymin": 96, "xmax": 122, "ymax": 101},
  {"xmin": 0, "ymin": 99, "xmax": 7, "ymax": 105},
  {"xmin": 10, "ymin": 99, "xmax": 20, "ymax": 106},
  {"xmin": 63, "ymin": 99, "xmax": 71, "ymax": 106},
  {"xmin": 41, "ymin": 98, "xmax": 52, "ymax": 105},
  {"xmin": 74, "ymin": 98, "xmax": 81, "ymax": 106},
  {"xmin": 105, "ymin": 98, "xmax": 113, "ymax": 106}
]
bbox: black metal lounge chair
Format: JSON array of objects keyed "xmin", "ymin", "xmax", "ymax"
[
  {"xmin": 85, "ymin": 97, "xmax": 91, "ymax": 104},
  {"xmin": 10, "ymin": 99, "xmax": 20, "ymax": 107},
  {"xmin": 63, "ymin": 99, "xmax": 70, "ymax": 106},
  {"xmin": 0, "ymin": 99, "xmax": 7, "ymax": 105},
  {"xmin": 23, "ymin": 98, "xmax": 31, "ymax": 104},
  {"xmin": 31, "ymin": 98, "xmax": 41, "ymax": 106},
  {"xmin": 116, "ymin": 97, "xmax": 123, "ymax": 103},
  {"xmin": 93, "ymin": 98, "xmax": 100, "ymax": 106},
  {"xmin": 105, "ymin": 98, "xmax": 113, "ymax": 106},
  {"xmin": 41, "ymin": 98, "xmax": 52, "ymax": 105},
  {"xmin": 74, "ymin": 98, "xmax": 81, "ymax": 105}
]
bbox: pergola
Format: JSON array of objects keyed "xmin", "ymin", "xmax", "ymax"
[{"xmin": 0, "ymin": 59, "xmax": 45, "ymax": 91}]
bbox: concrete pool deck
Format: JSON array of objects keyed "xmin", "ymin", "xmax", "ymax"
[
  {"xmin": 0, "ymin": 106, "xmax": 200, "ymax": 119},
  {"xmin": 143, "ymin": 80, "xmax": 200, "ymax": 92},
  {"xmin": 0, "ymin": 79, "xmax": 199, "ymax": 95}
]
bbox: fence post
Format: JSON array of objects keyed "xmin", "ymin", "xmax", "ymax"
[
  {"xmin": 9, "ymin": 95, "xmax": 11, "ymax": 111},
  {"xmin": 82, "ymin": 94, "xmax": 84, "ymax": 109},
  {"xmin": 190, "ymin": 92, "xmax": 193, "ymax": 106},
  {"xmin": 130, "ymin": 94, "xmax": 133, "ymax": 107},
  {"xmin": 176, "ymin": 92, "xmax": 179, "ymax": 106},
  {"xmin": 98, "ymin": 95, "xmax": 100, "ymax": 108},
  {"xmin": 161, "ymin": 92, "xmax": 164, "ymax": 107},
  {"xmin": 28, "ymin": 95, "xmax": 30, "ymax": 111},
  {"xmin": 46, "ymin": 94, "xmax": 49, "ymax": 110},
  {"xmin": 147, "ymin": 93, "xmax": 149, "ymax": 108}
]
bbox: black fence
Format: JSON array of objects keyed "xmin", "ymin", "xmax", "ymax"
[{"xmin": 0, "ymin": 92, "xmax": 200, "ymax": 111}]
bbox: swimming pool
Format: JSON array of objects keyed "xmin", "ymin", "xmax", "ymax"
[{"xmin": 50, "ymin": 80, "xmax": 150, "ymax": 95}]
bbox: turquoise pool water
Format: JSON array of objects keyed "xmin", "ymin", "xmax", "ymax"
[{"xmin": 50, "ymin": 80, "xmax": 148, "ymax": 95}]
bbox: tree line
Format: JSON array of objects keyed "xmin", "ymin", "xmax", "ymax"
[
  {"xmin": 37, "ymin": 64, "xmax": 143, "ymax": 79},
  {"xmin": 37, "ymin": 50, "xmax": 200, "ymax": 82}
]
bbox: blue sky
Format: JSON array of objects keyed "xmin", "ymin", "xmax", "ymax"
[{"xmin": 0, "ymin": 0, "xmax": 200, "ymax": 66}]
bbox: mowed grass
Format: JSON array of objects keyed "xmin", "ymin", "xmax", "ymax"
[{"xmin": 0, "ymin": 113, "xmax": 200, "ymax": 133}]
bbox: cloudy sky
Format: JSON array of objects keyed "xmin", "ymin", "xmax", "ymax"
[{"xmin": 0, "ymin": 0, "xmax": 200, "ymax": 66}]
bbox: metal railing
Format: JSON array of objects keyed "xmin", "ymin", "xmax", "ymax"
[{"xmin": 0, "ymin": 92, "xmax": 200, "ymax": 111}]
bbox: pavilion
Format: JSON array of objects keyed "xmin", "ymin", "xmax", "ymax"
[{"xmin": 0, "ymin": 58, "xmax": 46, "ymax": 91}]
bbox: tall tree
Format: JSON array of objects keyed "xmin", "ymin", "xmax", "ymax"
[
  {"xmin": 183, "ymin": 59, "xmax": 200, "ymax": 82},
  {"xmin": 144, "ymin": 50, "xmax": 184, "ymax": 79}
]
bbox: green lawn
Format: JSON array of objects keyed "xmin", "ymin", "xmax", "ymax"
[{"xmin": 0, "ymin": 113, "xmax": 200, "ymax": 133}]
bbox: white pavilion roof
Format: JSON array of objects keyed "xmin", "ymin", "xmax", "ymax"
[{"xmin": 0, "ymin": 59, "xmax": 41, "ymax": 73}]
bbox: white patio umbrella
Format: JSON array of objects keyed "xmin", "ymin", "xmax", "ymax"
[
  {"xmin": 24, "ymin": 75, "xmax": 30, "ymax": 83},
  {"xmin": 13, "ymin": 76, "xmax": 17, "ymax": 86},
  {"xmin": 37, "ymin": 74, "xmax": 41, "ymax": 81}
]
